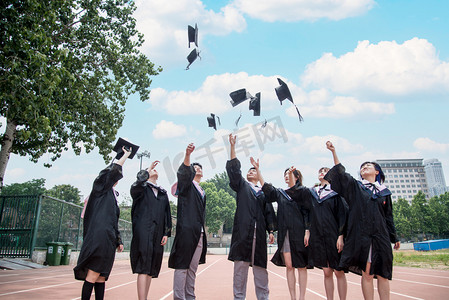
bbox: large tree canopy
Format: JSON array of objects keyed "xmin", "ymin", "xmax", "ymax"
[{"xmin": 0, "ymin": 0, "xmax": 161, "ymax": 188}]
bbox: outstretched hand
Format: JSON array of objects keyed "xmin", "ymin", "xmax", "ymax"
[
  {"xmin": 122, "ymin": 146, "xmax": 132, "ymax": 158},
  {"xmin": 186, "ymin": 143, "xmax": 195, "ymax": 155},
  {"xmin": 149, "ymin": 160, "xmax": 160, "ymax": 170},
  {"xmin": 250, "ymin": 157, "xmax": 259, "ymax": 169},
  {"xmin": 229, "ymin": 134, "xmax": 236, "ymax": 146},
  {"xmin": 326, "ymin": 141, "xmax": 335, "ymax": 152}
]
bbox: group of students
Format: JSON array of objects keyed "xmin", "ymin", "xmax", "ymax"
[{"xmin": 73, "ymin": 135, "xmax": 400, "ymax": 300}]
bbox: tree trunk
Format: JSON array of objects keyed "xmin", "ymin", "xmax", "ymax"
[{"xmin": 0, "ymin": 119, "xmax": 17, "ymax": 190}]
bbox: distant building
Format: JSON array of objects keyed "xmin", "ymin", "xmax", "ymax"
[
  {"xmin": 376, "ymin": 159, "xmax": 429, "ymax": 202},
  {"xmin": 423, "ymin": 158, "xmax": 448, "ymax": 198}
]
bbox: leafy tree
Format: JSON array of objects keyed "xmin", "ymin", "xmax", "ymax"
[
  {"xmin": 427, "ymin": 193, "xmax": 449, "ymax": 238},
  {"xmin": 393, "ymin": 198, "xmax": 412, "ymax": 241},
  {"xmin": 207, "ymin": 172, "xmax": 236, "ymax": 198},
  {"xmin": 0, "ymin": 0, "xmax": 161, "ymax": 189},
  {"xmin": 1, "ymin": 178, "xmax": 47, "ymax": 196},
  {"xmin": 46, "ymin": 184, "xmax": 82, "ymax": 205},
  {"xmin": 201, "ymin": 181, "xmax": 236, "ymax": 235},
  {"xmin": 410, "ymin": 191, "xmax": 431, "ymax": 240}
]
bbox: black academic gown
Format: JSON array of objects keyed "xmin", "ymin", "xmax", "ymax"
[
  {"xmin": 262, "ymin": 182, "xmax": 311, "ymax": 268},
  {"xmin": 130, "ymin": 170, "xmax": 172, "ymax": 277},
  {"xmin": 309, "ymin": 185, "xmax": 348, "ymax": 269},
  {"xmin": 226, "ymin": 158, "xmax": 277, "ymax": 269},
  {"xmin": 325, "ymin": 163, "xmax": 399, "ymax": 280},
  {"xmin": 74, "ymin": 163, "xmax": 123, "ymax": 281},
  {"xmin": 168, "ymin": 164, "xmax": 207, "ymax": 269}
]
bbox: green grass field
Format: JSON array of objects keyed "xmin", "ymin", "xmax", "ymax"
[{"xmin": 394, "ymin": 249, "xmax": 449, "ymax": 270}]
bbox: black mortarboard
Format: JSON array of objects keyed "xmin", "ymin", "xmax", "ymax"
[
  {"xmin": 230, "ymin": 88, "xmax": 251, "ymax": 107},
  {"xmin": 275, "ymin": 78, "xmax": 293, "ymax": 105},
  {"xmin": 249, "ymin": 92, "xmax": 261, "ymax": 116},
  {"xmin": 207, "ymin": 113, "xmax": 220, "ymax": 130},
  {"xmin": 186, "ymin": 48, "xmax": 201, "ymax": 70},
  {"xmin": 274, "ymin": 78, "xmax": 303, "ymax": 122},
  {"xmin": 113, "ymin": 137, "xmax": 140, "ymax": 159},
  {"xmin": 188, "ymin": 23, "xmax": 198, "ymax": 48}
]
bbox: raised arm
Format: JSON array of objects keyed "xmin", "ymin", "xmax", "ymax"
[
  {"xmin": 326, "ymin": 141, "xmax": 340, "ymax": 166},
  {"xmin": 287, "ymin": 166, "xmax": 297, "ymax": 188},
  {"xmin": 229, "ymin": 134, "xmax": 236, "ymax": 159},
  {"xmin": 183, "ymin": 143, "xmax": 195, "ymax": 166},
  {"xmin": 250, "ymin": 157, "xmax": 263, "ymax": 185},
  {"xmin": 116, "ymin": 146, "xmax": 132, "ymax": 166}
]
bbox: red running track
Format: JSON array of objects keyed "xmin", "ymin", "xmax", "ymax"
[{"xmin": 0, "ymin": 255, "xmax": 448, "ymax": 299}]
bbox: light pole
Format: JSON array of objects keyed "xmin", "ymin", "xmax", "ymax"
[{"xmin": 136, "ymin": 150, "xmax": 151, "ymax": 170}]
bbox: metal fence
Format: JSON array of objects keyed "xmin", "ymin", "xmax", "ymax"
[
  {"xmin": 0, "ymin": 195, "xmax": 41, "ymax": 257},
  {"xmin": 0, "ymin": 194, "xmax": 133, "ymax": 258}
]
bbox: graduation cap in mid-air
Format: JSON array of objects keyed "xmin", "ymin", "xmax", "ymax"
[
  {"xmin": 275, "ymin": 78, "xmax": 303, "ymax": 122},
  {"xmin": 188, "ymin": 23, "xmax": 198, "ymax": 48},
  {"xmin": 186, "ymin": 48, "xmax": 201, "ymax": 70},
  {"xmin": 207, "ymin": 113, "xmax": 221, "ymax": 130},
  {"xmin": 229, "ymin": 88, "xmax": 252, "ymax": 107},
  {"xmin": 249, "ymin": 92, "xmax": 261, "ymax": 116},
  {"xmin": 113, "ymin": 137, "xmax": 140, "ymax": 159}
]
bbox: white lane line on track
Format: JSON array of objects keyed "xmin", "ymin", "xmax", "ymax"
[
  {"xmin": 0, "ymin": 281, "xmax": 76, "ymax": 296},
  {"xmin": 0, "ymin": 270, "xmax": 131, "ymax": 297},
  {"xmin": 394, "ymin": 278, "xmax": 449, "ymax": 289},
  {"xmin": 304, "ymin": 268, "xmax": 425, "ymax": 299},
  {"xmin": 159, "ymin": 258, "xmax": 223, "ymax": 300},
  {"xmin": 267, "ymin": 269, "xmax": 327, "ymax": 299},
  {"xmin": 394, "ymin": 271, "xmax": 449, "ymax": 279},
  {"xmin": 0, "ymin": 272, "xmax": 73, "ymax": 285}
]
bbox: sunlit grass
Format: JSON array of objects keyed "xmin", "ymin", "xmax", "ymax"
[{"xmin": 394, "ymin": 249, "xmax": 449, "ymax": 269}]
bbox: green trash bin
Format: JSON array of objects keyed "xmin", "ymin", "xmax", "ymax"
[
  {"xmin": 60, "ymin": 242, "xmax": 74, "ymax": 265},
  {"xmin": 46, "ymin": 242, "xmax": 64, "ymax": 266}
]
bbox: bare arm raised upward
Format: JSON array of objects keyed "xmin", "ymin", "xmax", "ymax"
[
  {"xmin": 229, "ymin": 134, "xmax": 236, "ymax": 159},
  {"xmin": 183, "ymin": 143, "xmax": 195, "ymax": 166},
  {"xmin": 326, "ymin": 141, "xmax": 340, "ymax": 166}
]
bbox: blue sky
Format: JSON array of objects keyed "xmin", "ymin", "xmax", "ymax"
[{"xmin": 4, "ymin": 0, "xmax": 449, "ymax": 203}]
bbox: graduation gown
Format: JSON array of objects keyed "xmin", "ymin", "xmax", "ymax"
[
  {"xmin": 262, "ymin": 183, "xmax": 311, "ymax": 268},
  {"xmin": 309, "ymin": 185, "xmax": 348, "ymax": 269},
  {"xmin": 324, "ymin": 163, "xmax": 399, "ymax": 279},
  {"xmin": 74, "ymin": 164, "xmax": 123, "ymax": 281},
  {"xmin": 226, "ymin": 158, "xmax": 277, "ymax": 269},
  {"xmin": 168, "ymin": 164, "xmax": 207, "ymax": 269},
  {"xmin": 130, "ymin": 170, "xmax": 172, "ymax": 277}
]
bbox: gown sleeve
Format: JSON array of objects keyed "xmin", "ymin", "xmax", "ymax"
[
  {"xmin": 177, "ymin": 163, "xmax": 195, "ymax": 196},
  {"xmin": 130, "ymin": 170, "xmax": 149, "ymax": 200},
  {"xmin": 264, "ymin": 201, "xmax": 277, "ymax": 233},
  {"xmin": 261, "ymin": 183, "xmax": 281, "ymax": 204},
  {"xmin": 226, "ymin": 158, "xmax": 244, "ymax": 193},
  {"xmin": 165, "ymin": 197, "xmax": 172, "ymax": 237},
  {"xmin": 335, "ymin": 196, "xmax": 348, "ymax": 236},
  {"xmin": 324, "ymin": 163, "xmax": 357, "ymax": 206},
  {"xmin": 92, "ymin": 163, "xmax": 123, "ymax": 195},
  {"xmin": 383, "ymin": 195, "xmax": 399, "ymax": 243}
]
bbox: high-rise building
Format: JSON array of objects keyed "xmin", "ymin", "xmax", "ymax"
[
  {"xmin": 376, "ymin": 159, "xmax": 428, "ymax": 202},
  {"xmin": 423, "ymin": 158, "xmax": 448, "ymax": 198}
]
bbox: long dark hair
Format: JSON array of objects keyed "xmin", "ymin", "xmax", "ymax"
[
  {"xmin": 360, "ymin": 161, "xmax": 385, "ymax": 184},
  {"xmin": 284, "ymin": 168, "xmax": 303, "ymax": 186}
]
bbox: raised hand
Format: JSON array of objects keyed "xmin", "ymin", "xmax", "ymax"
[
  {"xmin": 229, "ymin": 133, "xmax": 236, "ymax": 146},
  {"xmin": 150, "ymin": 160, "xmax": 160, "ymax": 170},
  {"xmin": 326, "ymin": 141, "xmax": 335, "ymax": 152},
  {"xmin": 186, "ymin": 143, "xmax": 195, "ymax": 155},
  {"xmin": 250, "ymin": 157, "xmax": 260, "ymax": 170}
]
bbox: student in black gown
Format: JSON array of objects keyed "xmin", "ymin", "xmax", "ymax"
[
  {"xmin": 130, "ymin": 160, "xmax": 172, "ymax": 300},
  {"xmin": 325, "ymin": 141, "xmax": 400, "ymax": 300},
  {"xmin": 226, "ymin": 134, "xmax": 276, "ymax": 300},
  {"xmin": 309, "ymin": 167, "xmax": 348, "ymax": 300},
  {"xmin": 260, "ymin": 166, "xmax": 311, "ymax": 300},
  {"xmin": 74, "ymin": 146, "xmax": 131, "ymax": 300},
  {"xmin": 168, "ymin": 143, "xmax": 207, "ymax": 300}
]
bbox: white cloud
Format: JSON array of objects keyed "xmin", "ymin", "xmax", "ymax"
[
  {"xmin": 233, "ymin": 0, "xmax": 375, "ymax": 22},
  {"xmin": 151, "ymin": 72, "xmax": 392, "ymax": 119},
  {"xmin": 150, "ymin": 72, "xmax": 284, "ymax": 115},
  {"xmin": 302, "ymin": 38, "xmax": 449, "ymax": 96},
  {"xmin": 413, "ymin": 138, "xmax": 449, "ymax": 153},
  {"xmin": 290, "ymin": 95, "xmax": 395, "ymax": 118},
  {"xmin": 152, "ymin": 120, "xmax": 187, "ymax": 139},
  {"xmin": 4, "ymin": 168, "xmax": 26, "ymax": 180},
  {"xmin": 134, "ymin": 0, "xmax": 246, "ymax": 66}
]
